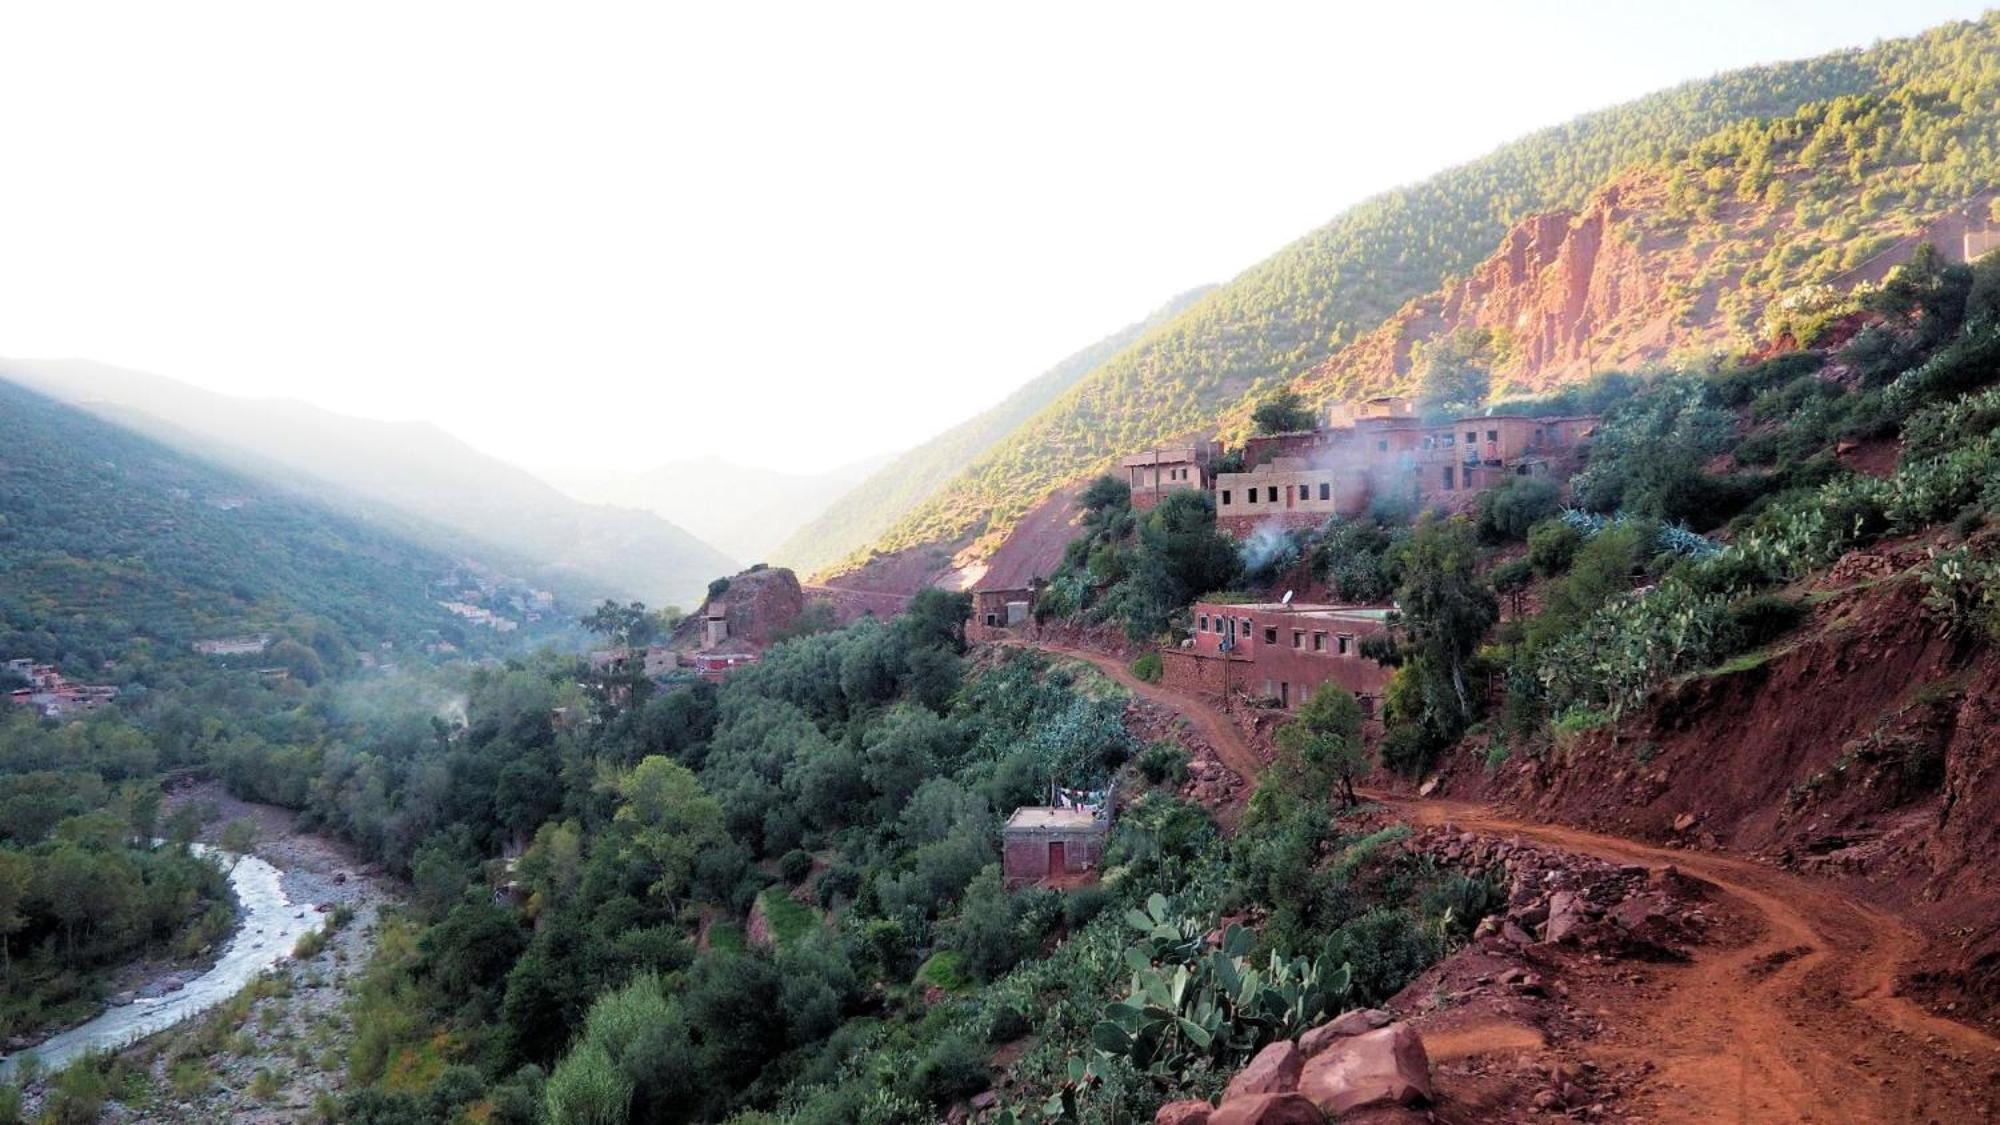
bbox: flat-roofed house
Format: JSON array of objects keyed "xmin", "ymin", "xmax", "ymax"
[
  {"xmin": 1121, "ymin": 444, "xmax": 1219, "ymax": 511},
  {"xmin": 1002, "ymin": 806, "xmax": 1109, "ymax": 887},
  {"xmin": 1162, "ymin": 600, "xmax": 1394, "ymax": 714}
]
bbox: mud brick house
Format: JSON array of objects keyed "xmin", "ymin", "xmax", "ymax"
[
  {"xmin": 1002, "ymin": 806, "xmax": 1108, "ymax": 887},
  {"xmin": 966, "ymin": 586, "xmax": 1034, "ymax": 643},
  {"xmin": 1214, "ymin": 396, "xmax": 1597, "ymax": 536},
  {"xmin": 656, "ymin": 565, "xmax": 811, "ymax": 683},
  {"xmin": 1161, "ymin": 600, "xmax": 1394, "ymax": 712},
  {"xmin": 1121, "ymin": 443, "xmax": 1221, "ymax": 510},
  {"xmin": 1214, "ymin": 456, "xmax": 1364, "ymax": 536}
]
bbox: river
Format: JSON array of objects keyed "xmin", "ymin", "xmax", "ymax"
[{"xmin": 0, "ymin": 844, "xmax": 322, "ymax": 1079}]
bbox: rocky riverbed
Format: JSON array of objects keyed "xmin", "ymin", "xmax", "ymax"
[{"xmin": 13, "ymin": 784, "xmax": 397, "ymax": 1122}]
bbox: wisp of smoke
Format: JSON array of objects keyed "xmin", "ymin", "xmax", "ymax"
[{"xmin": 1239, "ymin": 521, "xmax": 1298, "ymax": 578}]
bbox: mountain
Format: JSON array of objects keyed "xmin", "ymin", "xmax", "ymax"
[
  {"xmin": 544, "ymin": 453, "xmax": 891, "ymax": 566},
  {"xmin": 839, "ymin": 15, "xmax": 2000, "ymax": 578},
  {"xmin": 778, "ymin": 287, "xmax": 1214, "ymax": 578},
  {"xmin": 0, "ymin": 378, "xmax": 559, "ymax": 669},
  {"xmin": 0, "ymin": 360, "xmax": 735, "ymax": 608}
]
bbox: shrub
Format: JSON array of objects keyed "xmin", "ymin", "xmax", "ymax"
[
  {"xmin": 1319, "ymin": 908, "xmax": 1437, "ymax": 1008},
  {"xmin": 1476, "ymin": 478, "xmax": 1561, "ymax": 542},
  {"xmin": 909, "ymin": 1033, "xmax": 989, "ymax": 1106},
  {"xmin": 1527, "ymin": 519, "xmax": 1583, "ymax": 576},
  {"xmin": 1062, "ymin": 884, "xmax": 1113, "ymax": 930},
  {"xmin": 1137, "ymin": 741, "xmax": 1189, "ymax": 785},
  {"xmin": 985, "ymin": 1005, "xmax": 1030, "ymax": 1045},
  {"xmin": 1724, "ymin": 594, "xmax": 1807, "ymax": 653},
  {"xmin": 778, "ymin": 849, "xmax": 814, "ymax": 885},
  {"xmin": 1130, "ymin": 651, "xmax": 1163, "ymax": 684}
]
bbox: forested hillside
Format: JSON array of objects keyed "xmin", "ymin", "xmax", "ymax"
[
  {"xmin": 844, "ymin": 14, "xmax": 2000, "ymax": 574},
  {"xmin": 0, "ymin": 379, "xmax": 561, "ymax": 672},
  {"xmin": 1, "ymin": 361, "xmax": 735, "ymax": 608},
  {"xmin": 781, "ymin": 289, "xmax": 1211, "ymax": 578}
]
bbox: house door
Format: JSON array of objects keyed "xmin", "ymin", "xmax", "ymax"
[
  {"xmin": 1048, "ymin": 840, "xmax": 1066, "ymax": 874},
  {"xmin": 1280, "ymin": 682, "xmax": 1290, "ymax": 708}
]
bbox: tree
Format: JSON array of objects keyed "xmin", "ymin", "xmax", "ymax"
[
  {"xmin": 582, "ymin": 600, "xmax": 655, "ymax": 649},
  {"xmin": 1252, "ymin": 389, "xmax": 1317, "ymax": 435},
  {"xmin": 1415, "ymin": 329, "xmax": 1495, "ymax": 418},
  {"xmin": 0, "ymin": 850, "xmax": 29, "ymax": 978},
  {"xmin": 219, "ymin": 817, "xmax": 260, "ymax": 861},
  {"xmin": 1273, "ymin": 685, "xmax": 1368, "ymax": 806},
  {"xmin": 1122, "ymin": 490, "xmax": 1242, "ymax": 639},
  {"xmin": 1079, "ymin": 474, "xmax": 1132, "ymax": 516},
  {"xmin": 615, "ymin": 757, "xmax": 724, "ymax": 903},
  {"xmin": 1385, "ymin": 517, "xmax": 1498, "ymax": 770}
]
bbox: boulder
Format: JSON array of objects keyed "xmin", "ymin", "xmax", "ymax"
[
  {"xmin": 1298, "ymin": 1023, "xmax": 1433, "ymax": 1116},
  {"xmin": 1155, "ymin": 1101, "xmax": 1214, "ymax": 1125},
  {"xmin": 1297, "ymin": 1008, "xmax": 1394, "ymax": 1057},
  {"xmin": 1224, "ymin": 1040, "xmax": 1303, "ymax": 1099},
  {"xmin": 1609, "ymin": 892, "xmax": 1671, "ymax": 931},
  {"xmin": 1209, "ymin": 1092, "xmax": 1326, "ymax": 1125},
  {"xmin": 1544, "ymin": 890, "xmax": 1586, "ymax": 943}
]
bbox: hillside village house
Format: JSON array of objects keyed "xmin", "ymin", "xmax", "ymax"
[
  {"xmin": 1121, "ymin": 443, "xmax": 1221, "ymax": 510},
  {"xmin": 1160, "ymin": 600, "xmax": 1394, "ymax": 713},
  {"xmin": 966, "ymin": 586, "xmax": 1035, "ymax": 643},
  {"xmin": 6, "ymin": 659, "xmax": 120, "ymax": 720},
  {"xmin": 1002, "ymin": 805, "xmax": 1109, "ymax": 887},
  {"xmin": 1214, "ymin": 396, "xmax": 1597, "ymax": 536}
]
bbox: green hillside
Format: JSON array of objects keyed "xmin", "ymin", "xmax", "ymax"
[
  {"xmin": 778, "ymin": 288, "xmax": 1212, "ymax": 577},
  {"xmin": 0, "ymin": 378, "xmax": 563, "ymax": 673},
  {"xmin": 850, "ymin": 14, "xmax": 2000, "ymax": 569}
]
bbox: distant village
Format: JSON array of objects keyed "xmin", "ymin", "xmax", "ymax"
[
  {"xmin": 971, "ymin": 394, "xmax": 1599, "ymax": 727},
  {"xmin": 3, "ymin": 659, "xmax": 120, "ymax": 720}
]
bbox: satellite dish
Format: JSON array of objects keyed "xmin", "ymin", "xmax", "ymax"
[{"xmin": 1281, "ymin": 590, "xmax": 1294, "ymax": 606}]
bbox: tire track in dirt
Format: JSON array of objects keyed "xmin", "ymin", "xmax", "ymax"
[
  {"xmin": 1386, "ymin": 797, "xmax": 2000, "ymax": 1122},
  {"xmin": 1014, "ymin": 638, "xmax": 2000, "ymax": 1121}
]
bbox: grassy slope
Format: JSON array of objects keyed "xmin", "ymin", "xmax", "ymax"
[{"xmin": 843, "ymin": 17, "xmax": 2000, "ymax": 571}]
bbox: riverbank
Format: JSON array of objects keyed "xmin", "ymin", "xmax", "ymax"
[{"xmin": 13, "ymin": 784, "xmax": 397, "ymax": 1121}]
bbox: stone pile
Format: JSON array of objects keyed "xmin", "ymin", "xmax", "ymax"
[
  {"xmin": 1153, "ymin": 1013, "xmax": 1433, "ymax": 1124},
  {"xmin": 1408, "ymin": 825, "xmax": 1709, "ymax": 956}
]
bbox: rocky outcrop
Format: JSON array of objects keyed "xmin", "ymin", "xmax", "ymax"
[
  {"xmin": 1296, "ymin": 1023, "xmax": 1433, "ymax": 1116},
  {"xmin": 1296, "ymin": 1007, "xmax": 1390, "ymax": 1058},
  {"xmin": 1222, "ymin": 1040, "xmax": 1302, "ymax": 1101},
  {"xmin": 1207, "ymin": 1093, "xmax": 1325, "ymax": 1125},
  {"xmin": 1153, "ymin": 1101, "xmax": 1214, "ymax": 1125}
]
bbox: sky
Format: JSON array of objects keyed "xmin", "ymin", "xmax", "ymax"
[{"xmin": 0, "ymin": 1, "xmax": 1988, "ymax": 476}]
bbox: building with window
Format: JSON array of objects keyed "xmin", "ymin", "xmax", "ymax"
[
  {"xmin": 1208, "ymin": 397, "xmax": 1596, "ymax": 537},
  {"xmin": 1160, "ymin": 600, "xmax": 1394, "ymax": 713},
  {"xmin": 966, "ymin": 585, "xmax": 1034, "ymax": 642},
  {"xmin": 1002, "ymin": 805, "xmax": 1109, "ymax": 887},
  {"xmin": 1120, "ymin": 443, "xmax": 1221, "ymax": 510}
]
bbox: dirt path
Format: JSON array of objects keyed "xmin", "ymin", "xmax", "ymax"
[
  {"xmin": 1390, "ymin": 797, "xmax": 2000, "ymax": 1123},
  {"xmin": 1020, "ymin": 641, "xmax": 1266, "ymax": 785},
  {"xmin": 1017, "ymin": 639, "xmax": 2000, "ymax": 1121}
]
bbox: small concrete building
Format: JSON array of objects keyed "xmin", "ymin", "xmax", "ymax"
[
  {"xmin": 1002, "ymin": 806, "xmax": 1108, "ymax": 887},
  {"xmin": 1121, "ymin": 444, "xmax": 1221, "ymax": 511},
  {"xmin": 967, "ymin": 586, "xmax": 1034, "ymax": 642}
]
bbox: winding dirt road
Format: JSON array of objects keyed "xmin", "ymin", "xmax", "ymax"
[
  {"xmin": 1398, "ymin": 799, "xmax": 2000, "ymax": 1123},
  {"xmin": 1027, "ymin": 640, "xmax": 2000, "ymax": 1122}
]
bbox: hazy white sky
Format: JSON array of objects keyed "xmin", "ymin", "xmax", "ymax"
[{"xmin": 0, "ymin": 1, "xmax": 1987, "ymax": 475}]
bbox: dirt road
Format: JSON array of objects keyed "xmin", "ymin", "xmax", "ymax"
[
  {"xmin": 1022, "ymin": 640, "xmax": 2000, "ymax": 1121},
  {"xmin": 1395, "ymin": 797, "xmax": 2000, "ymax": 1123}
]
